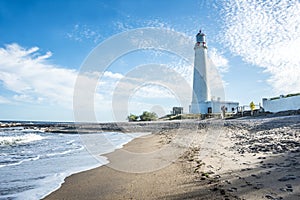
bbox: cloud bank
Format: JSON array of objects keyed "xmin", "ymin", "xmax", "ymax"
[
  {"xmin": 221, "ymin": 0, "xmax": 300, "ymax": 94},
  {"xmin": 0, "ymin": 43, "xmax": 121, "ymax": 111},
  {"xmin": 0, "ymin": 43, "xmax": 78, "ymax": 107}
]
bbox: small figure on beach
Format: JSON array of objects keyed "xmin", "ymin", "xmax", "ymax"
[
  {"xmin": 250, "ymin": 101, "xmax": 255, "ymax": 116},
  {"xmin": 221, "ymin": 105, "xmax": 226, "ymax": 119}
]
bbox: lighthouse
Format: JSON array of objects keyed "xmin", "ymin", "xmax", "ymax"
[
  {"xmin": 190, "ymin": 30, "xmax": 209, "ymax": 114},
  {"xmin": 189, "ymin": 30, "xmax": 239, "ymax": 115}
]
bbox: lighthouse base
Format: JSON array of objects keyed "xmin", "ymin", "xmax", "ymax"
[
  {"xmin": 190, "ymin": 101, "xmax": 239, "ymax": 114},
  {"xmin": 190, "ymin": 102, "xmax": 208, "ymax": 114}
]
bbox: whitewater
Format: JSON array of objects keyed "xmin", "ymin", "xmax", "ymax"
[{"xmin": 0, "ymin": 125, "xmax": 145, "ymax": 200}]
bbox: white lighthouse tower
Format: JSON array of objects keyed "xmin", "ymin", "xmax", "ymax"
[{"xmin": 190, "ymin": 30, "xmax": 209, "ymax": 114}]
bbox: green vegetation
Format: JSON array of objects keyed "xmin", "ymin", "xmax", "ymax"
[
  {"xmin": 286, "ymin": 93, "xmax": 300, "ymax": 98},
  {"xmin": 139, "ymin": 111, "xmax": 158, "ymax": 121},
  {"xmin": 270, "ymin": 97, "xmax": 280, "ymax": 100},
  {"xmin": 127, "ymin": 111, "xmax": 158, "ymax": 122},
  {"xmin": 201, "ymin": 172, "xmax": 210, "ymax": 178},
  {"xmin": 127, "ymin": 113, "xmax": 138, "ymax": 122},
  {"xmin": 269, "ymin": 93, "xmax": 300, "ymax": 101}
]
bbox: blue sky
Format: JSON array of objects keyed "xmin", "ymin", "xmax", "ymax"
[{"xmin": 0, "ymin": 0, "xmax": 299, "ymax": 122}]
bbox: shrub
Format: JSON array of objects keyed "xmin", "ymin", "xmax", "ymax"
[
  {"xmin": 139, "ymin": 111, "xmax": 158, "ymax": 121},
  {"xmin": 127, "ymin": 113, "xmax": 139, "ymax": 122}
]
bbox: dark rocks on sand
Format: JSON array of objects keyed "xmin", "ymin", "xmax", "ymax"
[{"xmin": 278, "ymin": 175, "xmax": 296, "ymax": 181}]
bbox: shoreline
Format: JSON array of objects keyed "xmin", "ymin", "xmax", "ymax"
[
  {"xmin": 44, "ymin": 115, "xmax": 300, "ymax": 200},
  {"xmin": 43, "ymin": 130, "xmax": 194, "ymax": 200}
]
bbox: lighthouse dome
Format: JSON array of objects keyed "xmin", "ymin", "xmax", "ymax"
[{"xmin": 196, "ymin": 30, "xmax": 206, "ymax": 43}]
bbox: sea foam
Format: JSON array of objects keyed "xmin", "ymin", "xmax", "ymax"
[
  {"xmin": 0, "ymin": 128, "xmax": 150, "ymax": 200},
  {"xmin": 0, "ymin": 133, "xmax": 44, "ymax": 146}
]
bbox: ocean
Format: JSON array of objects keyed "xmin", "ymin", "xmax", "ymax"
[{"xmin": 0, "ymin": 124, "xmax": 146, "ymax": 200}]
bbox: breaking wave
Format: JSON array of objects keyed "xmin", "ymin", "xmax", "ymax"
[
  {"xmin": 0, "ymin": 133, "xmax": 44, "ymax": 146},
  {"xmin": 0, "ymin": 155, "xmax": 40, "ymax": 168}
]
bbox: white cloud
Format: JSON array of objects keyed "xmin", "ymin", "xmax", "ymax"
[
  {"xmin": 0, "ymin": 43, "xmax": 124, "ymax": 111},
  {"xmin": 169, "ymin": 60, "xmax": 193, "ymax": 85},
  {"xmin": 131, "ymin": 84, "xmax": 175, "ymax": 99},
  {"xmin": 208, "ymin": 48, "xmax": 229, "ymax": 73},
  {"xmin": 103, "ymin": 71, "xmax": 124, "ymax": 79},
  {"xmin": 66, "ymin": 24, "xmax": 102, "ymax": 43},
  {"xmin": 221, "ymin": 0, "xmax": 300, "ymax": 94},
  {"xmin": 113, "ymin": 21, "xmax": 133, "ymax": 32},
  {"xmin": 0, "ymin": 43, "xmax": 78, "ymax": 108},
  {"xmin": 113, "ymin": 19, "xmax": 171, "ymax": 33}
]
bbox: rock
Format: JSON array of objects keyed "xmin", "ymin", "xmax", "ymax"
[
  {"xmin": 245, "ymin": 181, "xmax": 252, "ymax": 186},
  {"xmin": 265, "ymin": 194, "xmax": 275, "ymax": 199},
  {"xmin": 241, "ymin": 167, "xmax": 252, "ymax": 172},
  {"xmin": 278, "ymin": 175, "xmax": 296, "ymax": 181},
  {"xmin": 280, "ymin": 188, "xmax": 287, "ymax": 192},
  {"xmin": 253, "ymin": 183, "xmax": 264, "ymax": 189},
  {"xmin": 220, "ymin": 189, "xmax": 226, "ymax": 195},
  {"xmin": 214, "ymin": 175, "xmax": 221, "ymax": 179},
  {"xmin": 286, "ymin": 188, "xmax": 293, "ymax": 192},
  {"xmin": 251, "ymin": 174, "xmax": 261, "ymax": 179},
  {"xmin": 227, "ymin": 187, "xmax": 237, "ymax": 192},
  {"xmin": 267, "ymin": 163, "xmax": 274, "ymax": 168},
  {"xmin": 258, "ymin": 156, "xmax": 266, "ymax": 159},
  {"xmin": 277, "ymin": 146, "xmax": 283, "ymax": 152}
]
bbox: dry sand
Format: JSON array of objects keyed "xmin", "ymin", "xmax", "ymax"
[{"xmin": 43, "ymin": 115, "xmax": 300, "ymax": 200}]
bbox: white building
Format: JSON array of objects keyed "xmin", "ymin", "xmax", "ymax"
[
  {"xmin": 263, "ymin": 93, "xmax": 300, "ymax": 113},
  {"xmin": 190, "ymin": 30, "xmax": 239, "ymax": 114}
]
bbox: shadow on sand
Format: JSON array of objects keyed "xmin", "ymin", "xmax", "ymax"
[{"xmin": 163, "ymin": 115, "xmax": 300, "ymax": 200}]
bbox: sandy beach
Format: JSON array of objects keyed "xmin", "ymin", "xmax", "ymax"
[{"xmin": 43, "ymin": 115, "xmax": 300, "ymax": 200}]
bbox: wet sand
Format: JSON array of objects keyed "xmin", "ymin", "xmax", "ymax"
[{"xmin": 44, "ymin": 115, "xmax": 300, "ymax": 200}]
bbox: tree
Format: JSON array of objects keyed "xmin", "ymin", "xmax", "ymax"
[
  {"xmin": 139, "ymin": 111, "xmax": 158, "ymax": 121},
  {"xmin": 127, "ymin": 113, "xmax": 138, "ymax": 122}
]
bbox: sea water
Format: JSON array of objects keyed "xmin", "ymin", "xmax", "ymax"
[{"xmin": 0, "ymin": 125, "xmax": 147, "ymax": 200}]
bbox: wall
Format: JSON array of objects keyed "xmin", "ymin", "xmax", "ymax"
[
  {"xmin": 207, "ymin": 101, "xmax": 239, "ymax": 114},
  {"xmin": 263, "ymin": 95, "xmax": 300, "ymax": 113},
  {"xmin": 190, "ymin": 101, "xmax": 239, "ymax": 114}
]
